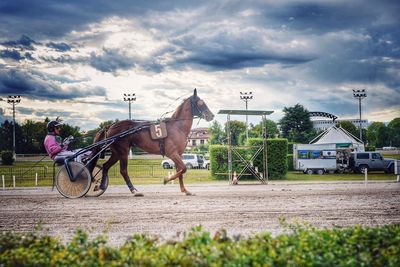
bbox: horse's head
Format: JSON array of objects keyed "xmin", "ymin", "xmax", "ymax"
[{"xmin": 190, "ymin": 89, "xmax": 214, "ymax": 122}]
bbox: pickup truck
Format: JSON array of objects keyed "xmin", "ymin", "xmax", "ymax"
[{"xmin": 349, "ymin": 152, "xmax": 395, "ymax": 173}]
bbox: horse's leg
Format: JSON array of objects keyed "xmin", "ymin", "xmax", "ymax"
[
  {"xmin": 99, "ymin": 153, "xmax": 119, "ymax": 190},
  {"xmin": 164, "ymin": 155, "xmax": 192, "ymax": 196},
  {"xmin": 119, "ymin": 155, "xmax": 144, "ymax": 197},
  {"xmin": 178, "ymin": 173, "xmax": 193, "ymax": 196}
]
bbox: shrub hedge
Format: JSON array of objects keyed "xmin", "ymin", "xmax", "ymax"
[
  {"xmin": 209, "ymin": 138, "xmax": 288, "ymax": 180},
  {"xmin": 287, "ymin": 154, "xmax": 294, "ymax": 171},
  {"xmin": 365, "ymin": 145, "xmax": 376, "ymax": 151},
  {"xmin": 1, "ymin": 224, "xmax": 399, "ymax": 266},
  {"xmin": 288, "ymin": 142, "xmax": 295, "ymax": 154},
  {"xmin": 1, "ymin": 151, "xmax": 14, "ymax": 165}
]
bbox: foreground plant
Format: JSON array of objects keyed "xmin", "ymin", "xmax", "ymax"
[{"xmin": 1, "ymin": 224, "xmax": 399, "ymax": 266}]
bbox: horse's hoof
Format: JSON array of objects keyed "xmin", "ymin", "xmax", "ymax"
[
  {"xmin": 185, "ymin": 191, "xmax": 195, "ymax": 196},
  {"xmin": 133, "ymin": 192, "xmax": 144, "ymax": 197},
  {"xmin": 163, "ymin": 178, "xmax": 169, "ymax": 185}
]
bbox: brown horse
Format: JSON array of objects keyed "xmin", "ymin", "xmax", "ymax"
[{"xmin": 90, "ymin": 89, "xmax": 214, "ymax": 196}]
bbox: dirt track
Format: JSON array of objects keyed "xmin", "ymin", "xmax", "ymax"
[{"xmin": 1, "ymin": 181, "xmax": 400, "ymax": 245}]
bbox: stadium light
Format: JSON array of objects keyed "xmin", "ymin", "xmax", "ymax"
[
  {"xmin": 123, "ymin": 93, "xmax": 136, "ymax": 120},
  {"xmin": 240, "ymin": 91, "xmax": 253, "ymax": 142},
  {"xmin": 0, "ymin": 96, "xmax": 22, "ymax": 158},
  {"xmin": 352, "ymin": 89, "xmax": 367, "ymax": 141}
]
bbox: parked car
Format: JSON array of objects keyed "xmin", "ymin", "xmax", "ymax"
[
  {"xmin": 203, "ymin": 159, "xmax": 210, "ymax": 170},
  {"xmin": 349, "ymin": 152, "xmax": 395, "ymax": 173},
  {"xmin": 161, "ymin": 154, "xmax": 204, "ymax": 169}
]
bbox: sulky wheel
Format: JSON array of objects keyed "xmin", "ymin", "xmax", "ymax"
[
  {"xmin": 55, "ymin": 161, "xmax": 91, "ymax": 198},
  {"xmin": 86, "ymin": 165, "xmax": 107, "ymax": 197}
]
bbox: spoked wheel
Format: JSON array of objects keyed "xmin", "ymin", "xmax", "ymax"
[
  {"xmin": 86, "ymin": 165, "xmax": 107, "ymax": 197},
  {"xmin": 55, "ymin": 161, "xmax": 91, "ymax": 198}
]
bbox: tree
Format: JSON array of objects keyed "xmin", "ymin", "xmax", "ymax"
[
  {"xmin": 376, "ymin": 125, "xmax": 389, "ymax": 147},
  {"xmin": 279, "ymin": 104, "xmax": 314, "ymax": 143},
  {"xmin": 367, "ymin": 122, "xmax": 386, "ymax": 146},
  {"xmin": 21, "ymin": 119, "xmax": 46, "ymax": 153},
  {"xmin": 209, "ymin": 121, "xmax": 225, "ymax": 145},
  {"xmin": 225, "ymin": 120, "xmax": 246, "ymax": 146},
  {"xmin": 337, "ymin": 121, "xmax": 358, "ymax": 139},
  {"xmin": 249, "ymin": 120, "xmax": 278, "ymax": 139},
  {"xmin": 387, "ymin": 118, "xmax": 400, "ymax": 147}
]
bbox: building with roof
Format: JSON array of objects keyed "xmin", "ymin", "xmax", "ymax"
[
  {"xmin": 187, "ymin": 127, "xmax": 210, "ymax": 148},
  {"xmin": 312, "ymin": 119, "xmax": 369, "ymax": 131}
]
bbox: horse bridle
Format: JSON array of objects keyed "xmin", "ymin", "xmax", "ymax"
[{"xmin": 190, "ymin": 95, "xmax": 208, "ymax": 119}]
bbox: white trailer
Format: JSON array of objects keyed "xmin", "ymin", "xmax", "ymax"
[{"xmin": 293, "ymin": 143, "xmax": 337, "ymax": 174}]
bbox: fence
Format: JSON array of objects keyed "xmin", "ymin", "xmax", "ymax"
[{"xmin": 0, "ymin": 164, "xmax": 175, "ymax": 188}]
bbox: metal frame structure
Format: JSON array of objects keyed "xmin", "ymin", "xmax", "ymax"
[{"xmin": 218, "ymin": 109, "xmax": 273, "ymax": 185}]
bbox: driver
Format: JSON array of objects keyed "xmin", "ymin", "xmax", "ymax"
[{"xmin": 44, "ymin": 120, "xmax": 76, "ymax": 162}]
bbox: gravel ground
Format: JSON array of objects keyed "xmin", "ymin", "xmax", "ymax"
[{"xmin": 1, "ymin": 180, "xmax": 399, "ymax": 246}]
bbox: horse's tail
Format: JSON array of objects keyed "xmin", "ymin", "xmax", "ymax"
[{"xmin": 87, "ymin": 127, "xmax": 108, "ymax": 173}]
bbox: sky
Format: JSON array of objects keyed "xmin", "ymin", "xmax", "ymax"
[{"xmin": 0, "ymin": 0, "xmax": 399, "ymax": 131}]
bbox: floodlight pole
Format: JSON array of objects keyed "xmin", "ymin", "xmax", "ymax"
[
  {"xmin": 352, "ymin": 89, "xmax": 367, "ymax": 141},
  {"xmin": 123, "ymin": 93, "xmax": 136, "ymax": 120},
  {"xmin": 240, "ymin": 91, "xmax": 253, "ymax": 142},
  {"xmin": 1, "ymin": 96, "xmax": 21, "ymax": 159}
]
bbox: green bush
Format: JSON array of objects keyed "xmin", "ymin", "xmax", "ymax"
[
  {"xmin": 1, "ymin": 151, "xmax": 14, "ymax": 165},
  {"xmin": 1, "ymin": 224, "xmax": 399, "ymax": 266},
  {"xmin": 365, "ymin": 145, "xmax": 376, "ymax": 151},
  {"xmin": 287, "ymin": 154, "xmax": 294, "ymax": 171},
  {"xmin": 248, "ymin": 138, "xmax": 288, "ymax": 179},
  {"xmin": 209, "ymin": 145, "xmax": 248, "ymax": 180},
  {"xmin": 209, "ymin": 138, "xmax": 288, "ymax": 180},
  {"xmin": 288, "ymin": 142, "xmax": 295, "ymax": 154}
]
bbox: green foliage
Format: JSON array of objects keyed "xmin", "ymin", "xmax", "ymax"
[
  {"xmin": 387, "ymin": 117, "xmax": 400, "ymax": 147},
  {"xmin": 209, "ymin": 145, "xmax": 248, "ymax": 180},
  {"xmin": 1, "ymin": 150, "xmax": 14, "ymax": 165},
  {"xmin": 1, "ymin": 224, "xmax": 399, "ymax": 266},
  {"xmin": 367, "ymin": 121, "xmax": 388, "ymax": 147},
  {"xmin": 287, "ymin": 154, "xmax": 294, "ymax": 171},
  {"xmin": 249, "ymin": 120, "xmax": 278, "ymax": 138},
  {"xmin": 337, "ymin": 121, "xmax": 358, "ymax": 138},
  {"xmin": 365, "ymin": 145, "xmax": 376, "ymax": 151},
  {"xmin": 279, "ymin": 104, "xmax": 314, "ymax": 143},
  {"xmin": 209, "ymin": 138, "xmax": 288, "ymax": 180},
  {"xmin": 225, "ymin": 120, "xmax": 246, "ymax": 146},
  {"xmin": 288, "ymin": 142, "xmax": 294, "ymax": 154},
  {"xmin": 247, "ymin": 138, "xmax": 288, "ymax": 179},
  {"xmin": 208, "ymin": 120, "xmax": 226, "ymax": 145}
]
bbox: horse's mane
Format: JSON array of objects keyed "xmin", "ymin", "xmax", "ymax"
[{"xmin": 171, "ymin": 97, "xmax": 191, "ymax": 119}]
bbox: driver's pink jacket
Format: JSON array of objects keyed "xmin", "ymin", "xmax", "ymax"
[{"xmin": 44, "ymin": 135, "xmax": 68, "ymax": 160}]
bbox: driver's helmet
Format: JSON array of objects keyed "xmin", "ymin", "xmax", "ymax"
[{"xmin": 47, "ymin": 120, "xmax": 63, "ymax": 133}]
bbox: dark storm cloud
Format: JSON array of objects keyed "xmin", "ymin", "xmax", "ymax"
[
  {"xmin": 0, "ymin": 69, "xmax": 106, "ymax": 100},
  {"xmin": 46, "ymin": 42, "xmax": 72, "ymax": 52},
  {"xmin": 180, "ymin": 50, "xmax": 315, "ymax": 70},
  {"xmin": 1, "ymin": 35, "xmax": 38, "ymax": 50},
  {"xmin": 0, "ymin": 50, "xmax": 24, "ymax": 61},
  {"xmin": 0, "ymin": 0, "xmax": 208, "ymax": 39},
  {"xmin": 89, "ymin": 49, "xmax": 135, "ymax": 73}
]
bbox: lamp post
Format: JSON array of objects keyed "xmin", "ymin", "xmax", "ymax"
[
  {"xmin": 0, "ymin": 95, "xmax": 21, "ymax": 158},
  {"xmin": 123, "ymin": 93, "xmax": 136, "ymax": 120},
  {"xmin": 352, "ymin": 89, "xmax": 367, "ymax": 141},
  {"xmin": 240, "ymin": 91, "xmax": 253, "ymax": 142}
]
